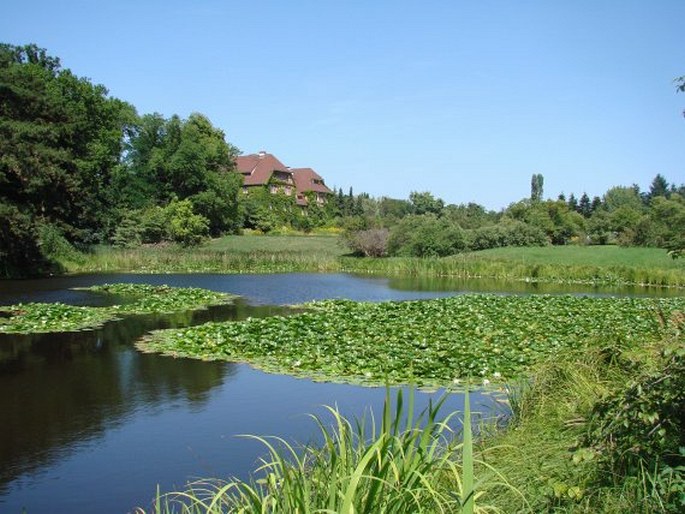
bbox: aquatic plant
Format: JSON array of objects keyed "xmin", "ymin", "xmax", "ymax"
[
  {"xmin": 0, "ymin": 284, "xmax": 234, "ymax": 334},
  {"xmin": 140, "ymin": 294, "xmax": 685, "ymax": 387}
]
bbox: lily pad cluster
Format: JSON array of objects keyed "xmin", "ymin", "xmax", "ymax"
[
  {"xmin": 139, "ymin": 295, "xmax": 685, "ymax": 387},
  {"xmin": 0, "ymin": 283, "xmax": 234, "ymax": 334}
]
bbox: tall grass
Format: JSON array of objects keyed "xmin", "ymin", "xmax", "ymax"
[
  {"xmin": 138, "ymin": 388, "xmax": 518, "ymax": 514},
  {"xmin": 58, "ymin": 240, "xmax": 685, "ymax": 288}
]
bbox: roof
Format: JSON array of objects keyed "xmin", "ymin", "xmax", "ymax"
[
  {"xmin": 291, "ymin": 167, "xmax": 333, "ymax": 195},
  {"xmin": 235, "ymin": 152, "xmax": 292, "ymax": 186}
]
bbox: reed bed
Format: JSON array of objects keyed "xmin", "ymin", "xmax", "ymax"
[
  {"xmin": 63, "ymin": 244, "xmax": 685, "ymax": 289},
  {"xmin": 138, "ymin": 388, "xmax": 519, "ymax": 514}
]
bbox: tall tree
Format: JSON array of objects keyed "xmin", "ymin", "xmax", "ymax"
[
  {"xmin": 530, "ymin": 173, "xmax": 544, "ymax": 202},
  {"xmin": 0, "ymin": 43, "xmax": 135, "ymax": 273}
]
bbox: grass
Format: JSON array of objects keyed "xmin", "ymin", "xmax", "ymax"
[
  {"xmin": 138, "ymin": 387, "xmax": 516, "ymax": 514},
  {"xmin": 205, "ymin": 234, "xmax": 345, "ymax": 256},
  {"xmin": 469, "ymin": 245, "xmax": 685, "ymax": 270},
  {"xmin": 57, "ymin": 236, "xmax": 685, "ymax": 288}
]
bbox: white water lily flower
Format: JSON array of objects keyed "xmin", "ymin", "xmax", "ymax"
[
  {"xmin": 452, "ymin": 378, "xmax": 461, "ymax": 384},
  {"xmin": 293, "ymin": 360, "xmax": 301, "ymax": 367},
  {"xmin": 482, "ymin": 378, "xmax": 491, "ymax": 386},
  {"xmin": 493, "ymin": 372, "xmax": 502, "ymax": 378}
]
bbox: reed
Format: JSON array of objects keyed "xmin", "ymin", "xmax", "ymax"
[
  {"xmin": 139, "ymin": 388, "xmax": 516, "ymax": 514},
  {"xmin": 59, "ymin": 241, "xmax": 685, "ymax": 288}
]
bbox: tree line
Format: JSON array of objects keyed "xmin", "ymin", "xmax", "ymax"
[
  {"xmin": 1, "ymin": 43, "xmax": 683, "ymax": 277},
  {"xmin": 343, "ymin": 175, "xmax": 684, "ymax": 258}
]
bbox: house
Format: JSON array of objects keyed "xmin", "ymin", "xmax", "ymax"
[
  {"xmin": 234, "ymin": 151, "xmax": 333, "ymax": 206},
  {"xmin": 291, "ymin": 167, "xmax": 333, "ymax": 206},
  {"xmin": 235, "ymin": 151, "xmax": 295, "ymax": 196}
]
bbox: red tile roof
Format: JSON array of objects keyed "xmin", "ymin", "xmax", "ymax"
[
  {"xmin": 235, "ymin": 152, "xmax": 292, "ymax": 186},
  {"xmin": 291, "ymin": 167, "xmax": 333, "ymax": 195}
]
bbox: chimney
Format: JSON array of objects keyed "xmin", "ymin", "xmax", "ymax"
[{"xmin": 258, "ymin": 150, "xmax": 266, "ymax": 159}]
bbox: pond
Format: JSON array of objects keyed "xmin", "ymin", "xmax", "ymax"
[{"xmin": 0, "ymin": 273, "xmax": 680, "ymax": 513}]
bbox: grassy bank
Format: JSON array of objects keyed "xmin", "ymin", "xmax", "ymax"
[
  {"xmin": 482, "ymin": 312, "xmax": 685, "ymax": 512},
  {"xmin": 58, "ymin": 236, "xmax": 685, "ymax": 288}
]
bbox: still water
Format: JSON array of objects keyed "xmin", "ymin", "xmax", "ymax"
[{"xmin": 0, "ymin": 273, "xmax": 678, "ymax": 513}]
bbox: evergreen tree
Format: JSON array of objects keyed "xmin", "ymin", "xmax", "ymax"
[
  {"xmin": 578, "ymin": 192, "xmax": 592, "ymax": 218},
  {"xmin": 648, "ymin": 174, "xmax": 670, "ymax": 200}
]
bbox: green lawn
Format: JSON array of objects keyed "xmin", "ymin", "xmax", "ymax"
[
  {"xmin": 205, "ymin": 234, "xmax": 347, "ymax": 256},
  {"xmin": 467, "ymin": 245, "xmax": 684, "ymax": 270}
]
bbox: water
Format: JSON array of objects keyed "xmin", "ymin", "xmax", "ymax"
[{"xmin": 0, "ymin": 273, "xmax": 677, "ymax": 513}]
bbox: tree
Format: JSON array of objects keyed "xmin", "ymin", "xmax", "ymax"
[
  {"xmin": 408, "ymin": 191, "xmax": 444, "ymax": 216},
  {"xmin": 578, "ymin": 193, "xmax": 592, "ymax": 218},
  {"xmin": 648, "ymin": 174, "xmax": 670, "ymax": 201},
  {"xmin": 0, "ymin": 43, "xmax": 135, "ymax": 273},
  {"xmin": 120, "ymin": 111, "xmax": 242, "ymax": 235},
  {"xmin": 530, "ymin": 173, "xmax": 544, "ymax": 202}
]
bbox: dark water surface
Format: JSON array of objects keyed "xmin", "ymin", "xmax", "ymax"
[{"xmin": 0, "ymin": 273, "xmax": 678, "ymax": 513}]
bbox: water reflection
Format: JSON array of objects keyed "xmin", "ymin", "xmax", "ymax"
[
  {"xmin": 0, "ymin": 300, "xmax": 288, "ymax": 499},
  {"xmin": 386, "ymin": 275, "xmax": 685, "ymax": 297}
]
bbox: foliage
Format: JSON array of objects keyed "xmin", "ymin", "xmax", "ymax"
[
  {"xmin": 468, "ymin": 220, "xmax": 548, "ymax": 251},
  {"xmin": 409, "ymin": 190, "xmax": 445, "ymax": 216},
  {"xmin": 580, "ymin": 317, "xmax": 685, "ymax": 512},
  {"xmin": 139, "ymin": 295, "xmax": 684, "ymax": 388},
  {"xmin": 0, "ymin": 283, "xmax": 234, "ymax": 333},
  {"xmin": 481, "ymin": 311, "xmax": 684, "ymax": 513},
  {"xmin": 388, "ymin": 215, "xmax": 469, "ymax": 257},
  {"xmin": 166, "ymin": 199, "xmax": 210, "ymax": 247},
  {"xmin": 0, "ymin": 201, "xmax": 51, "ymax": 277},
  {"xmin": 0, "ymin": 43, "xmax": 135, "ymax": 274},
  {"xmin": 0, "ymin": 43, "xmax": 136, "ymax": 242}
]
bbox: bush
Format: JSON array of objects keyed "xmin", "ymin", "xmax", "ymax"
[
  {"xmin": 468, "ymin": 221, "xmax": 547, "ymax": 251},
  {"xmin": 37, "ymin": 223, "xmax": 84, "ymax": 263},
  {"xmin": 166, "ymin": 199, "xmax": 209, "ymax": 247},
  {"xmin": 344, "ymin": 228, "xmax": 390, "ymax": 257},
  {"xmin": 388, "ymin": 215, "xmax": 468, "ymax": 257}
]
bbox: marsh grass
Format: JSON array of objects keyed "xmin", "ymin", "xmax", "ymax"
[
  {"xmin": 140, "ymin": 388, "xmax": 520, "ymax": 514},
  {"xmin": 58, "ymin": 239, "xmax": 685, "ymax": 288}
]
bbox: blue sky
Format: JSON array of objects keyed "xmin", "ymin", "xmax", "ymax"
[{"xmin": 2, "ymin": 0, "xmax": 684, "ymax": 209}]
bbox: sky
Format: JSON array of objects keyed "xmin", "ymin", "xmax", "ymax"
[{"xmin": 2, "ymin": 0, "xmax": 684, "ymax": 210}]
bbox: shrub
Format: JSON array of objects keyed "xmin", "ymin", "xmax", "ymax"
[
  {"xmin": 388, "ymin": 215, "xmax": 468, "ymax": 257},
  {"xmin": 344, "ymin": 228, "xmax": 390, "ymax": 257},
  {"xmin": 166, "ymin": 200, "xmax": 209, "ymax": 247}
]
